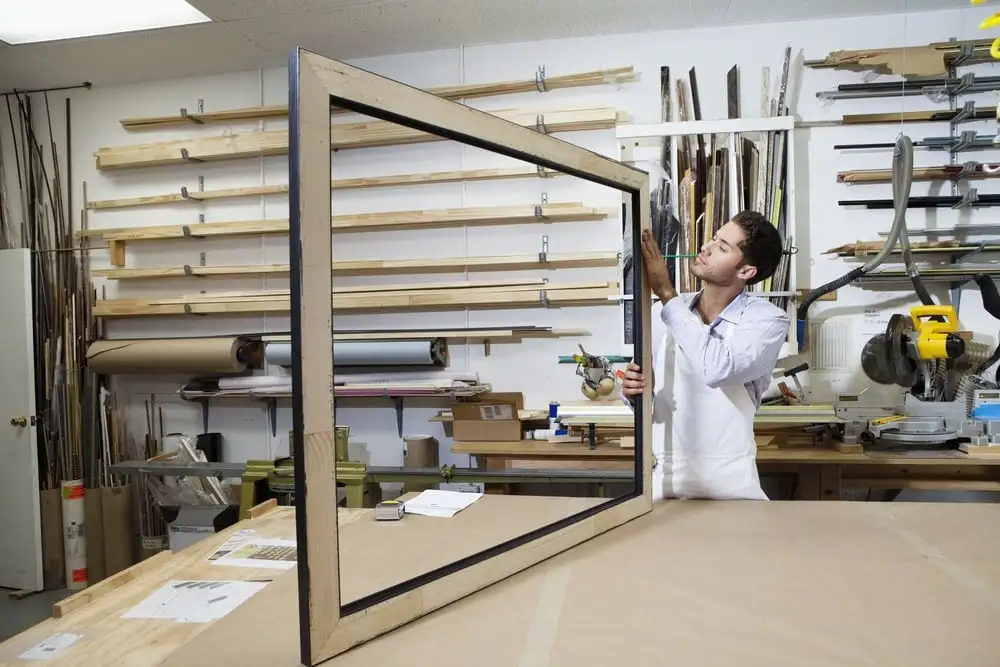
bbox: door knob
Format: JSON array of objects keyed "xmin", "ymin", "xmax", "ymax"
[{"xmin": 10, "ymin": 416, "xmax": 29, "ymax": 427}]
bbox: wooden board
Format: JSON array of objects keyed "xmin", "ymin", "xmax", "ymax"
[
  {"xmin": 91, "ymin": 250, "xmax": 619, "ymax": 281},
  {"xmin": 87, "ymin": 165, "xmax": 564, "ymax": 211},
  {"xmin": 92, "ymin": 282, "xmax": 618, "ymax": 318},
  {"xmin": 95, "ymin": 106, "xmax": 625, "ymax": 170},
  {"xmin": 285, "ymin": 49, "xmax": 653, "ymax": 665},
  {"xmin": 118, "ymin": 66, "xmax": 638, "ymax": 129}
]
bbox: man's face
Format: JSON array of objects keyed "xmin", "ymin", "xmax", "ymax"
[{"xmin": 690, "ymin": 221, "xmax": 758, "ymax": 286}]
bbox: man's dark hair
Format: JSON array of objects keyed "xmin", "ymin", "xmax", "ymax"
[{"xmin": 732, "ymin": 210, "xmax": 783, "ymax": 286}]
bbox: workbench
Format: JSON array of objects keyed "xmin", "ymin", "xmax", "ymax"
[
  {"xmin": 452, "ymin": 439, "xmax": 1000, "ymax": 499},
  {"xmin": 1, "ymin": 498, "xmax": 997, "ymax": 666}
]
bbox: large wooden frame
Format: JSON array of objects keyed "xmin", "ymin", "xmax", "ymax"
[{"xmin": 288, "ymin": 48, "xmax": 653, "ymax": 666}]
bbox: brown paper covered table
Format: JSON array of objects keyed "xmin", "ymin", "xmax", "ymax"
[{"xmin": 2, "ymin": 498, "xmax": 998, "ymax": 666}]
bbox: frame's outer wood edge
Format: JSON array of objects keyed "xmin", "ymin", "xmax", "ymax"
[
  {"xmin": 304, "ymin": 53, "xmax": 646, "ymax": 192},
  {"xmin": 635, "ymin": 181, "xmax": 654, "ymax": 501},
  {"xmin": 290, "ymin": 48, "xmax": 341, "ymax": 667},
  {"xmin": 295, "ymin": 48, "xmax": 653, "ymax": 665}
]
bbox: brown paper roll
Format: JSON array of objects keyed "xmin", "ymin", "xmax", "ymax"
[{"xmin": 86, "ymin": 337, "xmax": 250, "ymax": 375}]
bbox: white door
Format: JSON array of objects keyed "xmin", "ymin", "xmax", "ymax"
[{"xmin": 0, "ymin": 249, "xmax": 43, "ymax": 591}]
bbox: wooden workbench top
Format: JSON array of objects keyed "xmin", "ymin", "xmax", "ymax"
[
  {"xmin": 40, "ymin": 499, "xmax": 1000, "ymax": 667},
  {"xmin": 0, "ymin": 494, "xmax": 606, "ymax": 667}
]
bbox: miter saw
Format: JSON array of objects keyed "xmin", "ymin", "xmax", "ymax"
[
  {"xmin": 835, "ymin": 304, "xmax": 1000, "ymax": 449},
  {"xmin": 568, "ymin": 344, "xmax": 621, "ymax": 400}
]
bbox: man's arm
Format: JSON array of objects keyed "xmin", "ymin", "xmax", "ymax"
[{"xmin": 660, "ymin": 298, "xmax": 789, "ymax": 388}]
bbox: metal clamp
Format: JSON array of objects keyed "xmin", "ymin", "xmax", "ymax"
[
  {"xmin": 951, "ymin": 130, "xmax": 978, "ymax": 153},
  {"xmin": 179, "ymin": 148, "xmax": 204, "ymax": 163},
  {"xmin": 539, "ymin": 235, "xmax": 549, "ymax": 263},
  {"xmin": 537, "ymin": 165, "xmax": 549, "ymax": 178},
  {"xmin": 951, "ymin": 100, "xmax": 976, "ymax": 125},
  {"xmin": 952, "ymin": 188, "xmax": 979, "ymax": 209},
  {"xmin": 535, "ymin": 114, "xmax": 548, "ymax": 134},
  {"xmin": 181, "ymin": 225, "xmax": 206, "ymax": 239},
  {"xmin": 952, "ymin": 160, "xmax": 979, "ymax": 181},
  {"xmin": 534, "ymin": 192, "xmax": 549, "ymax": 220},
  {"xmin": 535, "ymin": 65, "xmax": 547, "ymax": 92},
  {"xmin": 539, "ymin": 290, "xmax": 550, "ymax": 307},
  {"xmin": 951, "ymin": 43, "xmax": 976, "ymax": 69},
  {"xmin": 179, "ymin": 108, "xmax": 204, "ymax": 124}
]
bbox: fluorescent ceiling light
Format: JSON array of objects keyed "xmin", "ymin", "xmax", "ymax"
[{"xmin": 0, "ymin": 0, "xmax": 212, "ymax": 45}]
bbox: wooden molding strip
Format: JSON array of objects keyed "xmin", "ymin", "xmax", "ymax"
[
  {"xmin": 841, "ymin": 106, "xmax": 996, "ymax": 125},
  {"xmin": 93, "ymin": 282, "xmax": 617, "ymax": 318},
  {"xmin": 87, "ymin": 165, "xmax": 562, "ymax": 211},
  {"xmin": 825, "ymin": 239, "xmax": 1000, "ymax": 256},
  {"xmin": 91, "ymin": 250, "xmax": 618, "ymax": 280},
  {"xmin": 96, "ymin": 106, "xmax": 625, "ymax": 171},
  {"xmin": 838, "ymin": 163, "xmax": 1000, "ymax": 184},
  {"xmin": 119, "ymin": 67, "xmax": 637, "ymax": 130}
]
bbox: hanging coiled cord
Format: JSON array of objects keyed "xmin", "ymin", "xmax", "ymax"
[{"xmin": 796, "ymin": 134, "xmax": 935, "ymax": 348}]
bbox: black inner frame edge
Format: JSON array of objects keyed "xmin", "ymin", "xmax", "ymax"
[{"xmin": 289, "ymin": 55, "xmax": 647, "ymax": 663}]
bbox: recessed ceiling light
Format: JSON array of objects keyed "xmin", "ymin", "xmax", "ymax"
[{"xmin": 0, "ymin": 0, "xmax": 212, "ymax": 45}]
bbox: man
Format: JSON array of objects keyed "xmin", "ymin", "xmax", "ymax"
[{"xmin": 622, "ymin": 211, "xmax": 789, "ymax": 501}]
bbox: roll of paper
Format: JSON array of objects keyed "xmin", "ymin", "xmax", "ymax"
[
  {"xmin": 87, "ymin": 337, "xmax": 253, "ymax": 375},
  {"xmin": 265, "ymin": 339, "xmax": 445, "ymax": 367}
]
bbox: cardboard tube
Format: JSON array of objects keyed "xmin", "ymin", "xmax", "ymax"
[
  {"xmin": 86, "ymin": 337, "xmax": 252, "ymax": 375},
  {"xmin": 61, "ymin": 480, "xmax": 88, "ymax": 591}
]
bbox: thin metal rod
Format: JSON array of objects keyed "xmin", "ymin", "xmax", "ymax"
[{"xmin": 1, "ymin": 82, "xmax": 92, "ymax": 97}]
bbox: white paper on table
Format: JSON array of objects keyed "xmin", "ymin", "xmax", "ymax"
[
  {"xmin": 403, "ymin": 489, "xmax": 484, "ymax": 518},
  {"xmin": 121, "ymin": 580, "xmax": 267, "ymax": 624},
  {"xmin": 209, "ymin": 537, "xmax": 298, "ymax": 570},
  {"xmin": 207, "ymin": 529, "xmax": 256, "ymax": 561},
  {"xmin": 19, "ymin": 633, "xmax": 84, "ymax": 660}
]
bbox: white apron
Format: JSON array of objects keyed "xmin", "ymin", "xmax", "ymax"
[{"xmin": 650, "ymin": 328, "xmax": 768, "ymax": 501}]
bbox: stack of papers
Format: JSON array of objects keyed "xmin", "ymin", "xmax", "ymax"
[{"xmin": 402, "ymin": 489, "xmax": 483, "ymax": 518}]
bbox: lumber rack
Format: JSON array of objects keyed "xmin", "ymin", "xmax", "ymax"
[{"xmin": 178, "ymin": 384, "xmax": 490, "ymax": 437}]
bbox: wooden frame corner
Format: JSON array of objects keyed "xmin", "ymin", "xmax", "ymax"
[{"xmin": 289, "ymin": 46, "xmax": 654, "ymax": 665}]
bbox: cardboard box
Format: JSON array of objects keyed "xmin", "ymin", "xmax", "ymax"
[
  {"xmin": 452, "ymin": 392, "xmax": 525, "ymax": 442},
  {"xmin": 39, "ymin": 489, "xmax": 65, "ymax": 590}
]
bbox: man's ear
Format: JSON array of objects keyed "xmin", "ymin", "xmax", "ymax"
[{"xmin": 737, "ymin": 264, "xmax": 758, "ymax": 283}]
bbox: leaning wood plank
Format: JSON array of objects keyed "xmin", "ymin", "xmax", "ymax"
[
  {"xmin": 119, "ymin": 67, "xmax": 637, "ymax": 129},
  {"xmin": 92, "ymin": 283, "xmax": 617, "ymax": 317},
  {"xmin": 91, "ymin": 250, "xmax": 619, "ymax": 280},
  {"xmin": 87, "ymin": 165, "xmax": 562, "ymax": 210},
  {"xmin": 96, "ymin": 107, "xmax": 624, "ymax": 170},
  {"xmin": 78, "ymin": 202, "xmax": 608, "ymax": 242},
  {"xmin": 51, "ymin": 550, "xmax": 173, "ymax": 618}
]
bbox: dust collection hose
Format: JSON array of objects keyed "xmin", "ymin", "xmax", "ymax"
[{"xmin": 796, "ymin": 134, "xmax": 935, "ymax": 349}]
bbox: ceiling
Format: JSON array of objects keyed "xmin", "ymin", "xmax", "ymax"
[{"xmin": 0, "ymin": 0, "xmax": 970, "ymax": 92}]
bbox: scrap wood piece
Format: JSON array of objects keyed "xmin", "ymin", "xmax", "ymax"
[
  {"xmin": 92, "ymin": 282, "xmax": 618, "ymax": 318},
  {"xmin": 95, "ymin": 106, "xmax": 625, "ymax": 170},
  {"xmin": 119, "ymin": 66, "xmax": 638, "ymax": 130},
  {"xmin": 78, "ymin": 202, "xmax": 609, "ymax": 242},
  {"xmin": 804, "ymin": 39, "xmax": 994, "ymax": 76},
  {"xmin": 87, "ymin": 165, "xmax": 563, "ymax": 210},
  {"xmin": 91, "ymin": 250, "xmax": 619, "ymax": 280}
]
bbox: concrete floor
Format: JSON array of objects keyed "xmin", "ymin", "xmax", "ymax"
[{"xmin": 0, "ymin": 589, "xmax": 71, "ymax": 642}]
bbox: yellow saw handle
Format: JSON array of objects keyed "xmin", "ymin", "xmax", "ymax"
[{"xmin": 910, "ymin": 305, "xmax": 962, "ymax": 359}]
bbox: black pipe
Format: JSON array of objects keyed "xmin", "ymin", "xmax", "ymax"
[
  {"xmin": 840, "ymin": 194, "xmax": 1000, "ymax": 209},
  {"xmin": 1, "ymin": 82, "xmax": 92, "ymax": 96}
]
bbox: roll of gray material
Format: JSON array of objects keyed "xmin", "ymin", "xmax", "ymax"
[{"xmin": 265, "ymin": 339, "xmax": 445, "ymax": 367}]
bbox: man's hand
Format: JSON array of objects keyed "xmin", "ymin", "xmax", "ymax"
[
  {"xmin": 621, "ymin": 362, "xmax": 646, "ymax": 398},
  {"xmin": 640, "ymin": 228, "xmax": 677, "ymax": 303}
]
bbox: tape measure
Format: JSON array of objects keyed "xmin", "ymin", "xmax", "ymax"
[{"xmin": 374, "ymin": 500, "xmax": 405, "ymax": 521}]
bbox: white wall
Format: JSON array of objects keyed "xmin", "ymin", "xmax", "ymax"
[{"xmin": 4, "ymin": 5, "xmax": 999, "ymax": 472}]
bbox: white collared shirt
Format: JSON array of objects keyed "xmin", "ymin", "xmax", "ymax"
[{"xmin": 655, "ymin": 290, "xmax": 790, "ymax": 408}]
